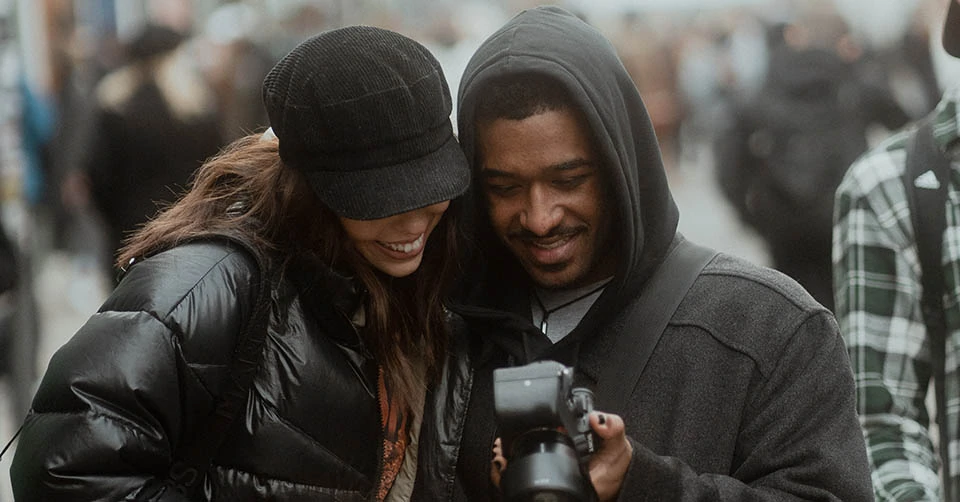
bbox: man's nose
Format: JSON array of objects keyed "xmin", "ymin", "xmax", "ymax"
[{"xmin": 519, "ymin": 187, "xmax": 561, "ymax": 236}]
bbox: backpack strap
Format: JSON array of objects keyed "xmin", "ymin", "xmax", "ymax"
[
  {"xmin": 596, "ymin": 237, "xmax": 718, "ymax": 415},
  {"xmin": 167, "ymin": 236, "xmax": 275, "ymax": 497},
  {"xmin": 903, "ymin": 114, "xmax": 953, "ymax": 499}
]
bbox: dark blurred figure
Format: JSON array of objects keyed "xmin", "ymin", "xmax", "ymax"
[
  {"xmin": 715, "ymin": 9, "xmax": 909, "ymax": 311},
  {"xmin": 200, "ymin": 3, "xmax": 275, "ymax": 141},
  {"xmin": 892, "ymin": 0, "xmax": 944, "ymax": 117},
  {"xmin": 0, "ymin": 213, "xmax": 17, "ymax": 375},
  {"xmin": 614, "ymin": 11, "xmax": 685, "ymax": 170},
  {"xmin": 675, "ymin": 11, "xmax": 769, "ymax": 167},
  {"xmin": 43, "ymin": 4, "xmax": 123, "ymax": 255},
  {"xmin": 80, "ymin": 24, "xmax": 224, "ymax": 281},
  {"xmin": 0, "ymin": 17, "xmax": 47, "ymax": 422},
  {"xmin": 0, "ymin": 209, "xmax": 40, "ymax": 425},
  {"xmin": 265, "ymin": 4, "xmax": 333, "ymax": 63}
]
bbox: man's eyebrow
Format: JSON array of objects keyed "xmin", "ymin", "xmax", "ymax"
[
  {"xmin": 552, "ymin": 159, "xmax": 594, "ymax": 171},
  {"xmin": 481, "ymin": 159, "xmax": 595, "ymax": 179}
]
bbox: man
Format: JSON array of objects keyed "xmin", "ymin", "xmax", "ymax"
[
  {"xmin": 449, "ymin": 6, "xmax": 873, "ymax": 501},
  {"xmin": 833, "ymin": 1, "xmax": 960, "ymax": 499}
]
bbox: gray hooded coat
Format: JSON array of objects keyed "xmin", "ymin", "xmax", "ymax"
[{"xmin": 447, "ymin": 6, "xmax": 873, "ymax": 501}]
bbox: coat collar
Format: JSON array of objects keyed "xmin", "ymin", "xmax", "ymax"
[{"xmin": 287, "ymin": 252, "xmax": 366, "ymax": 348}]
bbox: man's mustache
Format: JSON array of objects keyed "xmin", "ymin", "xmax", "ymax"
[{"xmin": 507, "ymin": 225, "xmax": 585, "ymax": 242}]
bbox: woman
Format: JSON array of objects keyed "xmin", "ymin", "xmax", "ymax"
[{"xmin": 10, "ymin": 26, "xmax": 470, "ymax": 501}]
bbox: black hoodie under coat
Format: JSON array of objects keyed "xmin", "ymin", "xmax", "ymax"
[{"xmin": 448, "ymin": 6, "xmax": 873, "ymax": 501}]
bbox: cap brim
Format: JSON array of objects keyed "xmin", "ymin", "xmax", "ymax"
[
  {"xmin": 305, "ymin": 135, "xmax": 471, "ymax": 220},
  {"xmin": 945, "ymin": 1, "xmax": 960, "ymax": 57}
]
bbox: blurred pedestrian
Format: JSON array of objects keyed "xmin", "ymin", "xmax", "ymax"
[
  {"xmin": 80, "ymin": 24, "xmax": 224, "ymax": 282},
  {"xmin": 614, "ymin": 11, "xmax": 684, "ymax": 170},
  {"xmin": 0, "ymin": 211, "xmax": 16, "ymax": 376},
  {"xmin": 715, "ymin": 8, "xmax": 908, "ymax": 311},
  {"xmin": 10, "ymin": 25, "xmax": 471, "ymax": 501},
  {"xmin": 834, "ymin": 0, "xmax": 960, "ymax": 499},
  {"xmin": 200, "ymin": 3, "xmax": 275, "ymax": 141}
]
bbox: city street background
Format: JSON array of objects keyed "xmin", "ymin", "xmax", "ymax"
[{"xmin": 2, "ymin": 0, "xmax": 958, "ymax": 499}]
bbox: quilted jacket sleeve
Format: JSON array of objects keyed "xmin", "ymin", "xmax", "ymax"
[{"xmin": 9, "ymin": 243, "xmax": 256, "ymax": 501}]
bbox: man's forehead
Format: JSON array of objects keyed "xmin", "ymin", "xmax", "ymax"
[{"xmin": 480, "ymin": 159, "xmax": 595, "ymax": 174}]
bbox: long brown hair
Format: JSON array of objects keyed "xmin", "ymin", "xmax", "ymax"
[{"xmin": 118, "ymin": 133, "xmax": 460, "ymax": 416}]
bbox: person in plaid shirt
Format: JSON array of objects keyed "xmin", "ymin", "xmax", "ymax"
[{"xmin": 833, "ymin": 2, "xmax": 960, "ymax": 499}]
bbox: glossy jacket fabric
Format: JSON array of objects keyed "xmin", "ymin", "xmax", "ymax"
[{"xmin": 10, "ymin": 239, "xmax": 471, "ymax": 501}]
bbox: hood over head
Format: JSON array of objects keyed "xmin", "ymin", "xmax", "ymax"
[{"xmin": 456, "ymin": 5, "xmax": 678, "ymax": 311}]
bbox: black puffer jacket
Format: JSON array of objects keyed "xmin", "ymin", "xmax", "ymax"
[{"xmin": 10, "ymin": 240, "xmax": 473, "ymax": 501}]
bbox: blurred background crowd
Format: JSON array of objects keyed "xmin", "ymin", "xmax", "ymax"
[{"xmin": 1, "ymin": 0, "xmax": 959, "ymax": 498}]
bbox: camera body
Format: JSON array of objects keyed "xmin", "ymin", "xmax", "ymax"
[{"xmin": 493, "ymin": 360, "xmax": 599, "ymax": 502}]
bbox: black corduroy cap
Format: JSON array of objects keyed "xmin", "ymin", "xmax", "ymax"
[
  {"xmin": 945, "ymin": 1, "xmax": 960, "ymax": 57},
  {"xmin": 262, "ymin": 26, "xmax": 470, "ymax": 220}
]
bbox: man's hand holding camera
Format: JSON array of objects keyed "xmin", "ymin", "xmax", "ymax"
[
  {"xmin": 584, "ymin": 411, "xmax": 631, "ymax": 501},
  {"xmin": 491, "ymin": 410, "xmax": 632, "ymax": 502},
  {"xmin": 491, "ymin": 361, "xmax": 632, "ymax": 501}
]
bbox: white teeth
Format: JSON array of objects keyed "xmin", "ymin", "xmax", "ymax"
[
  {"xmin": 383, "ymin": 234, "xmax": 423, "ymax": 254},
  {"xmin": 533, "ymin": 238, "xmax": 569, "ymax": 250}
]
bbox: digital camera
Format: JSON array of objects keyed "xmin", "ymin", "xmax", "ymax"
[{"xmin": 493, "ymin": 360, "xmax": 599, "ymax": 502}]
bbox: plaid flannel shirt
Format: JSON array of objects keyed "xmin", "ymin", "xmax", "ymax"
[{"xmin": 833, "ymin": 85, "xmax": 960, "ymax": 501}]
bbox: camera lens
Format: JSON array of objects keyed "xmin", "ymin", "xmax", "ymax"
[
  {"xmin": 532, "ymin": 493, "xmax": 566, "ymax": 502},
  {"xmin": 501, "ymin": 429, "xmax": 592, "ymax": 502}
]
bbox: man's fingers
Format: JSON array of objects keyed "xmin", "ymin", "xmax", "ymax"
[
  {"xmin": 587, "ymin": 411, "xmax": 632, "ymax": 502},
  {"xmin": 491, "ymin": 437, "xmax": 506, "ymax": 488},
  {"xmin": 491, "ymin": 461, "xmax": 502, "ymax": 488},
  {"xmin": 589, "ymin": 411, "xmax": 626, "ymax": 440}
]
